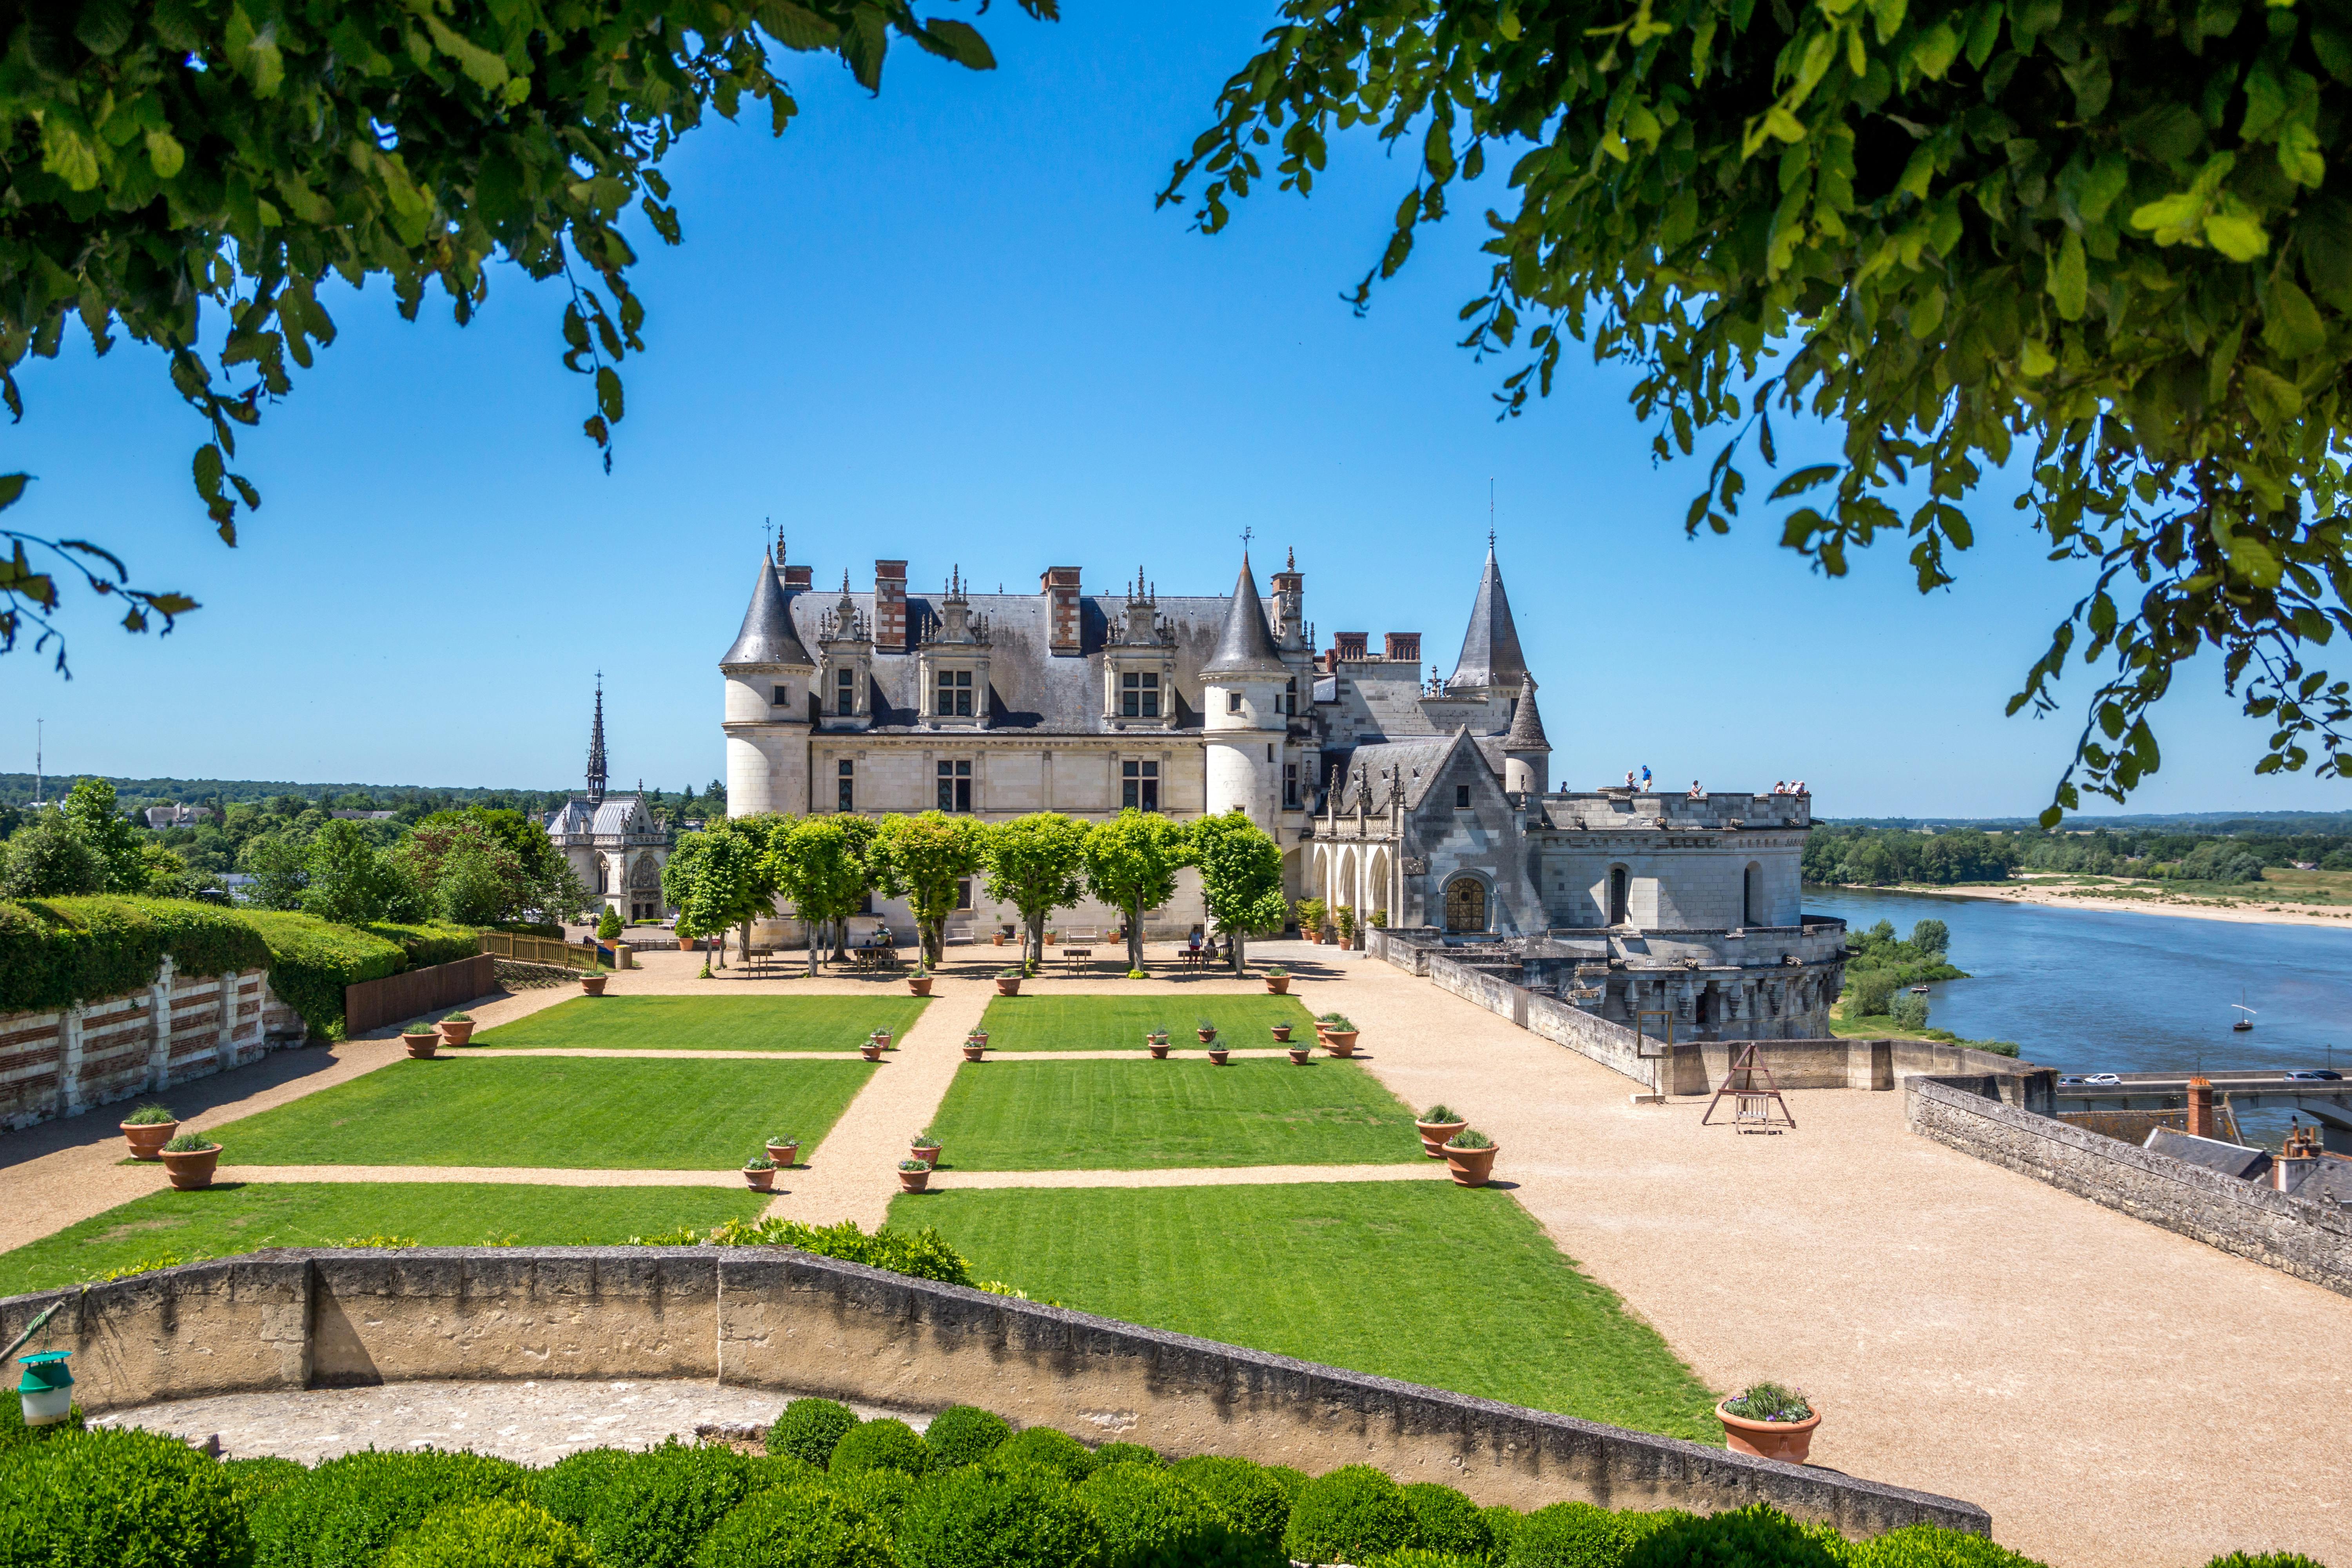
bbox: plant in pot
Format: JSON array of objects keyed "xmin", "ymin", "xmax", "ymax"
[
  {"xmin": 910, "ymin": 1131, "xmax": 942, "ymax": 1168},
  {"xmin": 437, "ymin": 1011, "xmax": 476, "ymax": 1047},
  {"xmin": 871, "ymin": 1027, "xmax": 895, "ymax": 1052},
  {"xmin": 996, "ymin": 967, "xmax": 1024, "ymax": 997},
  {"xmin": 1286, "ymin": 1040, "xmax": 1312, "ymax": 1066},
  {"xmin": 908, "ymin": 965, "xmax": 933, "ymax": 997},
  {"xmin": 1414, "ymin": 1103, "xmax": 1468, "ymax": 1160},
  {"xmin": 1207, "ymin": 1040, "xmax": 1230, "ymax": 1065},
  {"xmin": 160, "ymin": 1131, "xmax": 221, "ymax": 1191},
  {"xmin": 400, "ymin": 1022, "xmax": 440, "ymax": 1059},
  {"xmin": 1715, "ymin": 1382, "xmax": 1821, "ymax": 1464},
  {"xmin": 120, "ymin": 1103, "xmax": 178, "ymax": 1161},
  {"xmin": 1263, "ymin": 966, "xmax": 1291, "ymax": 996},
  {"xmin": 1296, "ymin": 898, "xmax": 1327, "ymax": 943},
  {"xmin": 1442, "ymin": 1128, "xmax": 1500, "ymax": 1187},
  {"xmin": 766, "ymin": 1134, "xmax": 800, "ymax": 1167},
  {"xmin": 1195, "ymin": 1017, "xmax": 1218, "ymax": 1045},
  {"xmin": 580, "ymin": 964, "xmax": 610, "ymax": 997},
  {"xmin": 859, "ymin": 1035, "xmax": 886, "ymax": 1061},
  {"xmin": 897, "ymin": 1158, "xmax": 933, "ymax": 1194},
  {"xmin": 1318, "ymin": 1014, "xmax": 1360, "ymax": 1056},
  {"xmin": 743, "ymin": 1152, "xmax": 779, "ymax": 1192},
  {"xmin": 1147, "ymin": 1032, "xmax": 1171, "ymax": 1060},
  {"xmin": 963, "ymin": 1031, "xmax": 989, "ymax": 1062},
  {"xmin": 1270, "ymin": 1021, "xmax": 1294, "ymax": 1044},
  {"xmin": 1335, "ymin": 906, "xmax": 1359, "ymax": 949}
]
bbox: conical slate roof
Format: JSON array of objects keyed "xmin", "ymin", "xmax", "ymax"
[
  {"xmin": 1447, "ymin": 544, "xmax": 1527, "ymax": 691},
  {"xmin": 1200, "ymin": 554, "xmax": 1288, "ymax": 677},
  {"xmin": 1503, "ymin": 672, "xmax": 1548, "ymax": 751},
  {"xmin": 720, "ymin": 554, "xmax": 813, "ymax": 667}
]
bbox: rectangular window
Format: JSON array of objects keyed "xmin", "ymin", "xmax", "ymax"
[
  {"xmin": 771, "ymin": 684, "xmax": 791, "ymax": 706},
  {"xmin": 835, "ymin": 668, "xmax": 854, "ymax": 716},
  {"xmin": 1119, "ymin": 670, "xmax": 1161, "ymax": 719},
  {"xmin": 1284, "ymin": 763, "xmax": 1299, "ymax": 809},
  {"xmin": 837, "ymin": 759, "xmax": 854, "ymax": 813},
  {"xmin": 1284, "ymin": 678, "xmax": 1297, "ymax": 717},
  {"xmin": 1122, "ymin": 759, "xmax": 1159, "ymax": 812},
  {"xmin": 956, "ymin": 878, "xmax": 974, "ymax": 911},
  {"xmin": 1455, "ymin": 784, "xmax": 1472, "ymax": 809},
  {"xmin": 935, "ymin": 668, "xmax": 973, "ymax": 717},
  {"xmin": 936, "ymin": 759, "xmax": 973, "ymax": 813},
  {"xmin": 1226, "ymin": 691, "xmax": 1242, "ymax": 715}
]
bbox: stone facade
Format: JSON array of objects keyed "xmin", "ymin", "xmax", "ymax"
[
  {"xmin": 0, "ymin": 964, "xmax": 302, "ymax": 1131},
  {"xmin": 544, "ymin": 679, "xmax": 670, "ymax": 923}
]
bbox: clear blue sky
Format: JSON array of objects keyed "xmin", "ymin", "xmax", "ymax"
[{"xmin": 1, "ymin": 5, "xmax": 2336, "ymax": 819}]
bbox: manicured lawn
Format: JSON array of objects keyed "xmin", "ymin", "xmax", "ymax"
[
  {"xmin": 471, "ymin": 996, "xmax": 929, "ymax": 1052},
  {"xmin": 203, "ymin": 1058, "xmax": 876, "ymax": 1170},
  {"xmin": 0, "ymin": 1183, "xmax": 773, "ymax": 1298},
  {"xmin": 974, "ymin": 994, "xmax": 1319, "ymax": 1052},
  {"xmin": 923, "ymin": 1058, "xmax": 1421, "ymax": 1170},
  {"xmin": 893, "ymin": 1181, "xmax": 1722, "ymax": 1443}
]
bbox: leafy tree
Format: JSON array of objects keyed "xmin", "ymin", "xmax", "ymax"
[
  {"xmin": 0, "ymin": 1, "xmax": 1052, "ymax": 670},
  {"xmin": 871, "ymin": 811, "xmax": 987, "ymax": 964},
  {"xmin": 982, "ymin": 812, "xmax": 1091, "ymax": 967},
  {"xmin": 1171, "ymin": 0, "xmax": 2352, "ymax": 820},
  {"xmin": 1187, "ymin": 811, "xmax": 1288, "ymax": 975},
  {"xmin": 392, "ymin": 820, "xmax": 526, "ymax": 926},
  {"xmin": 0, "ymin": 811, "xmax": 102, "ymax": 897},
  {"xmin": 237, "ymin": 834, "xmax": 309, "ymax": 909},
  {"xmin": 58, "ymin": 779, "xmax": 144, "ymax": 892},
  {"xmin": 299, "ymin": 819, "xmax": 409, "ymax": 924},
  {"xmin": 767, "ymin": 815, "xmax": 876, "ymax": 976},
  {"xmin": 1910, "ymin": 918, "xmax": 1951, "ymax": 955},
  {"xmin": 1082, "ymin": 809, "xmax": 1190, "ymax": 973},
  {"xmin": 662, "ymin": 817, "xmax": 782, "ymax": 962}
]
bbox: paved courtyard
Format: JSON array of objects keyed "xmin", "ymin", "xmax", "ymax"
[{"xmin": 5, "ymin": 940, "xmax": 2347, "ymax": 1566}]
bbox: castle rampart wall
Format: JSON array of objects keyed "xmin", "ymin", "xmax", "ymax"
[{"xmin": 0, "ymin": 966, "xmax": 301, "ymax": 1132}]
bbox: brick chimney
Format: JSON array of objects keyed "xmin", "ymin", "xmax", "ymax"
[
  {"xmin": 2186, "ymin": 1075, "xmax": 2214, "ymax": 1139},
  {"xmin": 1333, "ymin": 632, "xmax": 1368, "ymax": 663},
  {"xmin": 782, "ymin": 565, "xmax": 812, "ymax": 590},
  {"xmin": 1384, "ymin": 632, "xmax": 1421, "ymax": 664},
  {"xmin": 874, "ymin": 560, "xmax": 908, "ymax": 652},
  {"xmin": 1041, "ymin": 566, "xmax": 1082, "ymax": 655},
  {"xmin": 2276, "ymin": 1120, "xmax": 2323, "ymax": 1191}
]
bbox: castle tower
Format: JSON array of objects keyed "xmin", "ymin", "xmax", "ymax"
[
  {"xmin": 585, "ymin": 675, "xmax": 609, "ymax": 807},
  {"xmin": 1501, "ymin": 672, "xmax": 1550, "ymax": 798},
  {"xmin": 1446, "ymin": 541, "xmax": 1528, "ymax": 695},
  {"xmin": 720, "ymin": 542, "xmax": 813, "ymax": 816},
  {"xmin": 1200, "ymin": 554, "xmax": 1289, "ymax": 831}
]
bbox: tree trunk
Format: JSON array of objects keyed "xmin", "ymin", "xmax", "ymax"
[
  {"xmin": 1127, "ymin": 903, "xmax": 1145, "ymax": 972},
  {"xmin": 830, "ymin": 917, "xmax": 850, "ymax": 964},
  {"xmin": 1231, "ymin": 929, "xmax": 1246, "ymax": 975},
  {"xmin": 806, "ymin": 915, "xmax": 820, "ymax": 978},
  {"xmin": 739, "ymin": 918, "xmax": 752, "ymax": 964},
  {"xmin": 922, "ymin": 916, "xmax": 941, "ymax": 966},
  {"xmin": 1027, "ymin": 912, "xmax": 1045, "ymax": 971}
]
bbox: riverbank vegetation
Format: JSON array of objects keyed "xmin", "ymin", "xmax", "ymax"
[
  {"xmin": 1808, "ymin": 822, "xmax": 2352, "ymax": 908},
  {"xmin": 1829, "ymin": 920, "xmax": 2021, "ymax": 1058}
]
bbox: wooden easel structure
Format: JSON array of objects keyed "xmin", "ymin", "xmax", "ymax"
[{"xmin": 1701, "ymin": 1040, "xmax": 1797, "ymax": 1133}]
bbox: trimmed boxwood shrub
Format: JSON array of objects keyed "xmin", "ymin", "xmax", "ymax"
[
  {"xmin": 1506, "ymin": 1501, "xmax": 1631, "ymax": 1568},
  {"xmin": 1622, "ymin": 1505, "xmax": 1840, "ymax": 1568},
  {"xmin": 252, "ymin": 1448, "xmax": 531, "ymax": 1568},
  {"xmin": 382, "ymin": 1499, "xmax": 592, "ymax": 1568},
  {"xmin": 1402, "ymin": 1483, "xmax": 1490, "ymax": 1557},
  {"xmin": 1261, "ymin": 1465, "xmax": 1310, "ymax": 1501},
  {"xmin": 1167, "ymin": 1457, "xmax": 1292, "ymax": 1557},
  {"xmin": 0, "ymin": 1424, "xmax": 250, "ymax": 1568},
  {"xmin": 986, "ymin": 1425, "xmax": 1096, "ymax": 1484},
  {"xmin": 1367, "ymin": 1553, "xmax": 1490, "ymax": 1568},
  {"xmin": 1079, "ymin": 1461, "xmax": 1270, "ymax": 1568},
  {"xmin": 0, "ymin": 897, "xmax": 272, "ymax": 1014},
  {"xmin": 0, "ymin": 1388, "xmax": 83, "ymax": 1452},
  {"xmin": 1092, "ymin": 1441, "xmax": 1163, "ymax": 1470},
  {"xmin": 769, "ymin": 1399, "xmax": 860, "ymax": 1469},
  {"xmin": 921, "ymin": 1405, "xmax": 1011, "ymax": 1469},
  {"xmin": 1843, "ymin": 1526, "xmax": 2050, "ymax": 1568},
  {"xmin": 532, "ymin": 1441, "xmax": 787, "ymax": 1568},
  {"xmin": 365, "ymin": 922, "xmax": 483, "ymax": 971},
  {"xmin": 894, "ymin": 1464, "xmax": 1104, "ymax": 1568},
  {"xmin": 224, "ymin": 1455, "xmax": 310, "ymax": 1512},
  {"xmin": 827, "ymin": 1419, "xmax": 928, "ymax": 1479},
  {"xmin": 1284, "ymin": 1465, "xmax": 1414, "ymax": 1568},
  {"xmin": 1483, "ymin": 1506, "xmax": 1524, "ymax": 1562},
  {"xmin": 2203, "ymin": 1559, "xmax": 2329, "ymax": 1568},
  {"xmin": 691, "ymin": 1484, "xmax": 894, "ymax": 1568},
  {"xmin": 823, "ymin": 1468, "xmax": 922, "ymax": 1530}
]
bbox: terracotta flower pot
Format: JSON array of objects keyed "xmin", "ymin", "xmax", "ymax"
[
  {"xmin": 871, "ymin": 1031, "xmax": 893, "ymax": 1051},
  {"xmin": 744, "ymin": 1167, "xmax": 777, "ymax": 1192},
  {"xmin": 1323, "ymin": 1030, "xmax": 1359, "ymax": 1057},
  {"xmin": 1414, "ymin": 1120, "xmax": 1468, "ymax": 1159},
  {"xmin": 1716, "ymin": 1402, "xmax": 1822, "ymax": 1464},
  {"xmin": 911, "ymin": 1142, "xmax": 942, "ymax": 1168},
  {"xmin": 438, "ymin": 1019, "xmax": 475, "ymax": 1047},
  {"xmin": 1265, "ymin": 975, "xmax": 1290, "ymax": 995},
  {"xmin": 581, "ymin": 975, "xmax": 608, "ymax": 996},
  {"xmin": 403, "ymin": 1033, "xmax": 438, "ymax": 1060},
  {"xmin": 963, "ymin": 1044, "xmax": 987, "ymax": 1062},
  {"xmin": 909, "ymin": 977, "xmax": 933, "ymax": 996},
  {"xmin": 678, "ymin": 937, "xmax": 696, "ymax": 951},
  {"xmin": 1208, "ymin": 1048, "xmax": 1229, "ymax": 1065},
  {"xmin": 1287, "ymin": 1047, "xmax": 1311, "ymax": 1066},
  {"xmin": 1443, "ymin": 1142, "xmax": 1500, "ymax": 1187},
  {"xmin": 767, "ymin": 1141, "xmax": 800, "ymax": 1167},
  {"xmin": 994, "ymin": 933, "xmax": 1006, "ymax": 945},
  {"xmin": 860, "ymin": 1043, "xmax": 885, "ymax": 1061},
  {"xmin": 160, "ymin": 1145, "xmax": 220, "ymax": 1191},
  {"xmin": 898, "ymin": 1167, "xmax": 931, "ymax": 1194},
  {"xmin": 1149, "ymin": 1043, "xmax": 1170, "ymax": 1059},
  {"xmin": 122, "ymin": 1120, "xmax": 178, "ymax": 1161},
  {"xmin": 1270, "ymin": 1024, "xmax": 1293, "ymax": 1043},
  {"xmin": 1196, "ymin": 1028, "xmax": 1216, "ymax": 1044},
  {"xmin": 968, "ymin": 1030, "xmax": 989, "ymax": 1047},
  {"xmin": 996, "ymin": 977, "xmax": 1022, "ymax": 996}
]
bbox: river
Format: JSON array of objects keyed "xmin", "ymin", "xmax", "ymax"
[{"xmin": 1802, "ymin": 886, "xmax": 2352, "ymax": 1146}]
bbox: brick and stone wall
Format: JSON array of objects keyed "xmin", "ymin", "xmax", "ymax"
[
  {"xmin": 0, "ymin": 1248, "xmax": 1989, "ymax": 1538},
  {"xmin": 1906, "ymin": 1076, "xmax": 2352, "ymax": 1297},
  {"xmin": 0, "ymin": 964, "xmax": 302, "ymax": 1132}
]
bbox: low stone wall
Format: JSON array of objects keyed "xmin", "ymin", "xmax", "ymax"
[
  {"xmin": 0, "ymin": 964, "xmax": 302, "ymax": 1132},
  {"xmin": 0, "ymin": 1249, "xmax": 1987, "ymax": 1537},
  {"xmin": 1906, "ymin": 1077, "xmax": 2352, "ymax": 1298},
  {"xmin": 1423, "ymin": 953, "xmax": 1666, "ymax": 1089}
]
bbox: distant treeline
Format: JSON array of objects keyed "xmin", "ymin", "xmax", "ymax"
[
  {"xmin": 1805, "ymin": 823, "xmax": 2352, "ymax": 887},
  {"xmin": 0, "ymin": 774, "xmax": 727, "ymax": 820},
  {"xmin": 1829, "ymin": 810, "xmax": 2352, "ymax": 833}
]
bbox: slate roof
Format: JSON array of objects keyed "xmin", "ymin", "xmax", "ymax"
[
  {"xmin": 1200, "ymin": 556, "xmax": 1289, "ymax": 678},
  {"xmin": 1447, "ymin": 546, "xmax": 1527, "ymax": 691},
  {"xmin": 1503, "ymin": 672, "xmax": 1549, "ymax": 751},
  {"xmin": 2144, "ymin": 1127, "xmax": 2273, "ymax": 1180},
  {"xmin": 2277, "ymin": 1154, "xmax": 2352, "ymax": 1205},
  {"xmin": 546, "ymin": 794, "xmax": 660, "ymax": 841},
  {"xmin": 1325, "ymin": 730, "xmax": 1496, "ymax": 812},
  {"xmin": 722, "ymin": 557, "xmax": 814, "ymax": 667}
]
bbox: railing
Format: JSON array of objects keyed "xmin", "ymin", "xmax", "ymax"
[{"xmin": 477, "ymin": 932, "xmax": 601, "ymax": 970}]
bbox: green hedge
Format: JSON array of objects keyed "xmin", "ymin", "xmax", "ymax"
[
  {"xmin": 366, "ymin": 922, "xmax": 484, "ymax": 971},
  {"xmin": 0, "ymin": 897, "xmax": 272, "ymax": 1014},
  {"xmin": 236, "ymin": 912, "xmax": 408, "ymax": 1040},
  {"xmin": 0, "ymin": 1424, "xmax": 250, "ymax": 1568}
]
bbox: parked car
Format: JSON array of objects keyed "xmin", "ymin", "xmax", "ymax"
[
  {"xmin": 2059, "ymin": 1074, "xmax": 2089, "ymax": 1086},
  {"xmin": 2286, "ymin": 1069, "xmax": 2344, "ymax": 1082},
  {"xmin": 2083, "ymin": 1073, "xmax": 2123, "ymax": 1085}
]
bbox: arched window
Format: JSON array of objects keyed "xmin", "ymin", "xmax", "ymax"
[
  {"xmin": 1744, "ymin": 862, "xmax": 1763, "ymax": 927},
  {"xmin": 1607, "ymin": 866, "xmax": 1629, "ymax": 926},
  {"xmin": 1444, "ymin": 877, "xmax": 1487, "ymax": 933}
]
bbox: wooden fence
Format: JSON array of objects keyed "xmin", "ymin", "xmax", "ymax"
[
  {"xmin": 345, "ymin": 955, "xmax": 498, "ymax": 1036},
  {"xmin": 476, "ymin": 932, "xmax": 600, "ymax": 969}
]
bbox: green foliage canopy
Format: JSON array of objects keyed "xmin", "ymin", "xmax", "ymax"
[
  {"xmin": 1082, "ymin": 809, "xmax": 1190, "ymax": 971},
  {"xmin": 1169, "ymin": 0, "xmax": 2352, "ymax": 821},
  {"xmin": 767, "ymin": 815, "xmax": 879, "ymax": 975},
  {"xmin": 871, "ymin": 810, "xmax": 986, "ymax": 963},
  {"xmin": 1187, "ymin": 810, "xmax": 1287, "ymax": 973},
  {"xmin": 982, "ymin": 811, "xmax": 1091, "ymax": 966}
]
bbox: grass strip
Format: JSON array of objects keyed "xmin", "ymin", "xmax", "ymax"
[
  {"xmin": 924, "ymin": 1057, "xmax": 1421, "ymax": 1170},
  {"xmin": 974, "ymin": 994, "xmax": 1317, "ymax": 1052},
  {"xmin": 470, "ymin": 995, "xmax": 930, "ymax": 1052},
  {"xmin": 201, "ymin": 1056, "xmax": 875, "ymax": 1171}
]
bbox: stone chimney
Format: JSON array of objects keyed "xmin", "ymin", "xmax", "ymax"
[
  {"xmin": 1384, "ymin": 632, "xmax": 1421, "ymax": 664},
  {"xmin": 1271, "ymin": 552, "xmax": 1304, "ymax": 647},
  {"xmin": 1042, "ymin": 566, "xmax": 1082, "ymax": 655},
  {"xmin": 1332, "ymin": 632, "xmax": 1368, "ymax": 663},
  {"xmin": 874, "ymin": 560, "xmax": 908, "ymax": 652},
  {"xmin": 2276, "ymin": 1120, "xmax": 2324, "ymax": 1191},
  {"xmin": 2186, "ymin": 1075, "xmax": 2214, "ymax": 1139},
  {"xmin": 782, "ymin": 565, "xmax": 812, "ymax": 590}
]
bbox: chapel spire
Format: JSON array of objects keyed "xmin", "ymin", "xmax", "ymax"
[
  {"xmin": 1446, "ymin": 541, "xmax": 1527, "ymax": 692},
  {"xmin": 586, "ymin": 675, "xmax": 608, "ymax": 806}
]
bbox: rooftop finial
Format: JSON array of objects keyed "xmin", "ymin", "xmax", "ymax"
[
  {"xmin": 1286, "ymin": 545, "xmax": 1295, "ymax": 570},
  {"xmin": 1488, "ymin": 479, "xmax": 1495, "ymax": 552},
  {"xmin": 586, "ymin": 673, "xmax": 609, "ymax": 807}
]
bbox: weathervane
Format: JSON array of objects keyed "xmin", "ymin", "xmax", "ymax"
[
  {"xmin": 1488, "ymin": 477, "xmax": 1496, "ymax": 549},
  {"xmin": 1241, "ymin": 525, "xmax": 1254, "ymax": 554}
]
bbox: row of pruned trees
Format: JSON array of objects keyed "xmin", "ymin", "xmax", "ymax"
[{"xmin": 661, "ymin": 809, "xmax": 1289, "ymax": 975}]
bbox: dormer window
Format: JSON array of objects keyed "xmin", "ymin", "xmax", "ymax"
[
  {"xmin": 1121, "ymin": 670, "xmax": 1160, "ymax": 718},
  {"xmin": 936, "ymin": 669, "xmax": 974, "ymax": 717}
]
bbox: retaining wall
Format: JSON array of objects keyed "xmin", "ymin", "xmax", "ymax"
[
  {"xmin": 0, "ymin": 1248, "xmax": 1987, "ymax": 1537},
  {"xmin": 1906, "ymin": 1076, "xmax": 2352, "ymax": 1298},
  {"xmin": 0, "ymin": 964, "xmax": 303, "ymax": 1132}
]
